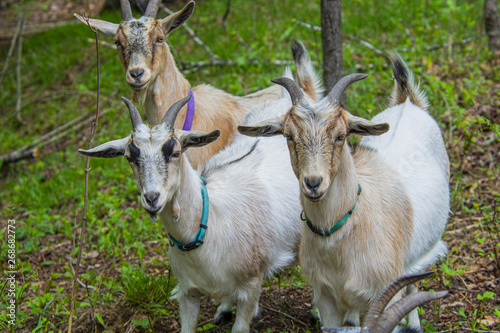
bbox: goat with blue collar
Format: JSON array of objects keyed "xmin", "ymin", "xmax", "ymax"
[{"xmin": 78, "ymin": 50, "xmax": 322, "ymax": 331}]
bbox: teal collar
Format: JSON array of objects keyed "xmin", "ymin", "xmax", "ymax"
[
  {"xmin": 168, "ymin": 176, "xmax": 209, "ymax": 251},
  {"xmin": 302, "ymin": 184, "xmax": 362, "ymax": 237}
]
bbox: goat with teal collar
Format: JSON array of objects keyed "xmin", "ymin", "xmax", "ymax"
[
  {"xmin": 79, "ymin": 89, "xmax": 305, "ymax": 332},
  {"xmin": 238, "ymin": 53, "xmax": 449, "ymax": 331}
]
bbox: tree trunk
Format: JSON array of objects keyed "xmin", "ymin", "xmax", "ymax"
[
  {"xmin": 321, "ymin": 0, "xmax": 345, "ymax": 106},
  {"xmin": 485, "ymin": 0, "xmax": 500, "ymax": 57}
]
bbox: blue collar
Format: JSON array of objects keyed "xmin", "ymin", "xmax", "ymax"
[
  {"xmin": 168, "ymin": 176, "xmax": 209, "ymax": 251},
  {"xmin": 302, "ymin": 184, "xmax": 362, "ymax": 237}
]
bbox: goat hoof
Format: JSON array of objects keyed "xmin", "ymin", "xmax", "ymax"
[{"xmin": 214, "ymin": 310, "xmax": 232, "ymax": 326}]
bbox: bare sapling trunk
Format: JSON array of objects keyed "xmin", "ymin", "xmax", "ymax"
[
  {"xmin": 321, "ymin": 0, "xmax": 345, "ymax": 107},
  {"xmin": 485, "ymin": 0, "xmax": 500, "ymax": 57}
]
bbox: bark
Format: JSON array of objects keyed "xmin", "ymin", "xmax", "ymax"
[
  {"xmin": 321, "ymin": 0, "xmax": 345, "ymax": 106},
  {"xmin": 485, "ymin": 0, "xmax": 500, "ymax": 56}
]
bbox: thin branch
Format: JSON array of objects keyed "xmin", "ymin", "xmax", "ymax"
[
  {"xmin": 159, "ymin": 3, "xmax": 220, "ymax": 61},
  {"xmin": 222, "ymin": 0, "xmax": 232, "ymax": 30},
  {"xmin": 180, "ymin": 59, "xmax": 296, "ymax": 74},
  {"xmin": 293, "ymin": 19, "xmax": 485, "ymax": 56},
  {"xmin": 0, "ymin": 14, "xmax": 23, "ymax": 87},
  {"xmin": 293, "ymin": 19, "xmax": 387, "ymax": 58},
  {"xmin": 68, "ymin": 16, "xmax": 101, "ymax": 333},
  {"xmin": 15, "ymin": 13, "xmax": 25, "ymax": 122},
  {"xmin": 259, "ymin": 304, "xmax": 309, "ymax": 327}
]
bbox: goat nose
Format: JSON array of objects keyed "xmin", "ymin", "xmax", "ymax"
[
  {"xmin": 129, "ymin": 69, "xmax": 144, "ymax": 80},
  {"xmin": 304, "ymin": 177, "xmax": 323, "ymax": 191},
  {"xmin": 144, "ymin": 192, "xmax": 160, "ymax": 206}
]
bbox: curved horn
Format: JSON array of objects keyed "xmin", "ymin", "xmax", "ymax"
[
  {"xmin": 371, "ymin": 291, "xmax": 448, "ymax": 333},
  {"xmin": 120, "ymin": 0, "xmax": 133, "ymax": 20},
  {"xmin": 145, "ymin": 0, "xmax": 162, "ymax": 17},
  {"xmin": 327, "ymin": 73, "xmax": 368, "ymax": 103},
  {"xmin": 162, "ymin": 95, "xmax": 191, "ymax": 128},
  {"xmin": 363, "ymin": 271, "xmax": 434, "ymax": 330},
  {"xmin": 121, "ymin": 97, "xmax": 143, "ymax": 130},
  {"xmin": 271, "ymin": 77, "xmax": 305, "ymax": 106}
]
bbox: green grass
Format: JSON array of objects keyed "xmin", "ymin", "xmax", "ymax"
[{"xmin": 1, "ymin": 0, "xmax": 499, "ymax": 331}]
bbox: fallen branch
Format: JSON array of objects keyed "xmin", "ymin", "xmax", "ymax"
[
  {"xmin": 15, "ymin": 13, "xmax": 25, "ymax": 122},
  {"xmin": 160, "ymin": 3, "xmax": 220, "ymax": 61},
  {"xmin": 0, "ymin": 106, "xmax": 114, "ymax": 165},
  {"xmin": 0, "ymin": 20, "xmax": 78, "ymax": 40}
]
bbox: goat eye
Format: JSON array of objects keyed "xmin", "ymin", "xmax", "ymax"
[
  {"xmin": 284, "ymin": 134, "xmax": 294, "ymax": 142},
  {"xmin": 171, "ymin": 151, "xmax": 181, "ymax": 159},
  {"xmin": 114, "ymin": 41, "xmax": 122, "ymax": 48},
  {"xmin": 336, "ymin": 135, "xmax": 345, "ymax": 143},
  {"xmin": 156, "ymin": 37, "xmax": 164, "ymax": 44}
]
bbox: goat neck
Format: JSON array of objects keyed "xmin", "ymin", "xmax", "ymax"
[
  {"xmin": 139, "ymin": 44, "xmax": 191, "ymax": 125},
  {"xmin": 158, "ymin": 155, "xmax": 203, "ymax": 244},
  {"xmin": 301, "ymin": 144, "xmax": 359, "ymax": 233}
]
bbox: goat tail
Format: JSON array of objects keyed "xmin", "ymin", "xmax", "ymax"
[
  {"xmin": 291, "ymin": 40, "xmax": 324, "ymax": 101},
  {"xmin": 389, "ymin": 52, "xmax": 429, "ymax": 110}
]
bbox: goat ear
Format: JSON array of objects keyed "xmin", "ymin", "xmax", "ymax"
[
  {"xmin": 74, "ymin": 14, "xmax": 118, "ymax": 38},
  {"xmin": 159, "ymin": 1, "xmax": 195, "ymax": 36},
  {"xmin": 238, "ymin": 117, "xmax": 284, "ymax": 137},
  {"xmin": 78, "ymin": 137, "xmax": 129, "ymax": 158},
  {"xmin": 347, "ymin": 115, "xmax": 389, "ymax": 137},
  {"xmin": 177, "ymin": 129, "xmax": 220, "ymax": 151}
]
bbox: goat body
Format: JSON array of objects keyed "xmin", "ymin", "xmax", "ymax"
[{"xmin": 238, "ymin": 54, "xmax": 449, "ymax": 330}]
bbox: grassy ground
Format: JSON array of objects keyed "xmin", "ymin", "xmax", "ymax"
[{"xmin": 0, "ymin": 0, "xmax": 499, "ymax": 332}]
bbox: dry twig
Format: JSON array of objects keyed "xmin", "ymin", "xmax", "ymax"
[
  {"xmin": 293, "ymin": 19, "xmax": 485, "ymax": 56},
  {"xmin": 15, "ymin": 13, "xmax": 25, "ymax": 122}
]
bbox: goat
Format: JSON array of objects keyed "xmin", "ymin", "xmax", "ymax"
[
  {"xmin": 238, "ymin": 53, "xmax": 450, "ymax": 331},
  {"xmin": 322, "ymin": 271, "xmax": 448, "ymax": 333},
  {"xmin": 75, "ymin": 0, "xmax": 316, "ymax": 169},
  {"xmin": 78, "ymin": 53, "xmax": 321, "ymax": 331}
]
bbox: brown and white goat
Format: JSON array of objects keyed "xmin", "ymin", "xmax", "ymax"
[
  {"xmin": 75, "ymin": 0, "xmax": 317, "ymax": 168},
  {"xmin": 238, "ymin": 54, "xmax": 449, "ymax": 331}
]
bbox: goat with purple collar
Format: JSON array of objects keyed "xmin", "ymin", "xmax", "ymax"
[{"xmin": 238, "ymin": 53, "xmax": 450, "ymax": 331}]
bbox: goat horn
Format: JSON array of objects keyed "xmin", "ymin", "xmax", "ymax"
[
  {"xmin": 145, "ymin": 0, "xmax": 162, "ymax": 17},
  {"xmin": 327, "ymin": 73, "xmax": 368, "ymax": 104},
  {"xmin": 271, "ymin": 77, "xmax": 305, "ymax": 106},
  {"xmin": 121, "ymin": 97, "xmax": 143, "ymax": 130},
  {"xmin": 120, "ymin": 0, "xmax": 133, "ymax": 20},
  {"xmin": 371, "ymin": 291, "xmax": 448, "ymax": 333},
  {"xmin": 162, "ymin": 95, "xmax": 191, "ymax": 128},
  {"xmin": 362, "ymin": 271, "xmax": 434, "ymax": 330}
]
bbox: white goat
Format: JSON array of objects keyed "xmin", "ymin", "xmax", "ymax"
[
  {"xmin": 238, "ymin": 53, "xmax": 449, "ymax": 331},
  {"xmin": 78, "ymin": 51, "xmax": 321, "ymax": 331},
  {"xmin": 75, "ymin": 0, "xmax": 315, "ymax": 169}
]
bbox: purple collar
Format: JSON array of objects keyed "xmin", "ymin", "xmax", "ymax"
[{"xmin": 182, "ymin": 90, "xmax": 195, "ymax": 131}]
